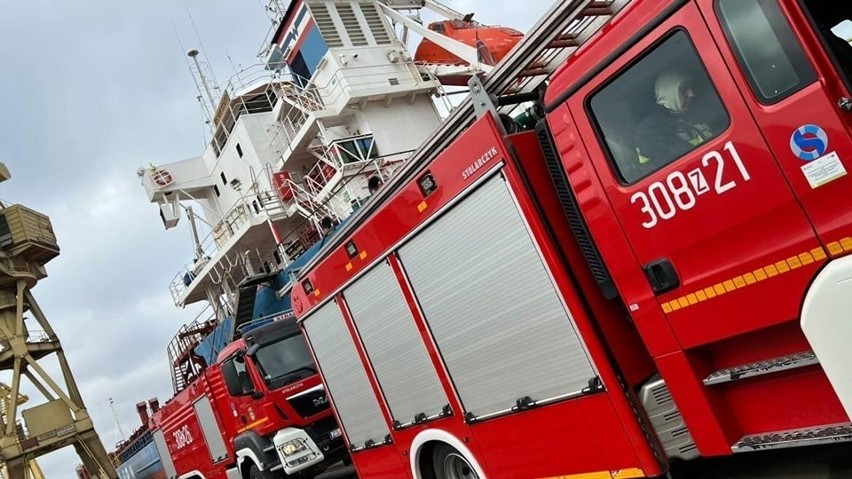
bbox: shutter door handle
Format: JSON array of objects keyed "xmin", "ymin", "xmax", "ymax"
[{"xmin": 643, "ymin": 259, "xmax": 680, "ymax": 295}]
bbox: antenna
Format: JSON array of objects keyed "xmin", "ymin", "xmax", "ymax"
[
  {"xmin": 172, "ymin": 22, "xmax": 216, "ymax": 129},
  {"xmin": 110, "ymin": 398, "xmax": 126, "ymax": 445},
  {"xmin": 188, "ymin": 49, "xmax": 219, "ymax": 110}
]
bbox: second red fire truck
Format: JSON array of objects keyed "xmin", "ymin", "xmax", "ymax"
[
  {"xmin": 146, "ymin": 318, "xmax": 347, "ymax": 479},
  {"xmin": 291, "ymin": 0, "xmax": 852, "ymax": 478}
]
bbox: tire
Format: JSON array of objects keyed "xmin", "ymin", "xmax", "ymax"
[
  {"xmin": 248, "ymin": 464, "xmax": 276, "ymax": 479},
  {"xmin": 431, "ymin": 444, "xmax": 480, "ymax": 479}
]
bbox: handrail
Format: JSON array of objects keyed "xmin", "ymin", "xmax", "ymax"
[
  {"xmin": 168, "ymin": 186, "xmax": 290, "ymax": 305},
  {"xmin": 257, "ymin": 149, "xmax": 416, "ymax": 271}
]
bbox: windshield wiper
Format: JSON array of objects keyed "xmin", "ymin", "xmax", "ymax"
[{"xmin": 271, "ymin": 365, "xmax": 317, "ymax": 384}]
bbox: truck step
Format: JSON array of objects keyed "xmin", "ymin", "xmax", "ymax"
[
  {"xmin": 703, "ymin": 351, "xmax": 818, "ymax": 386},
  {"xmin": 733, "ymin": 423, "xmax": 852, "ymax": 452}
]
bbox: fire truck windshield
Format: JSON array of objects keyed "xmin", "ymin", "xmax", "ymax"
[{"xmin": 253, "ymin": 334, "xmax": 317, "ymax": 389}]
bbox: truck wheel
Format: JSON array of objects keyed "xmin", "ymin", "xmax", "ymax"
[
  {"xmin": 431, "ymin": 444, "xmax": 480, "ymax": 479},
  {"xmin": 248, "ymin": 464, "xmax": 276, "ymax": 479}
]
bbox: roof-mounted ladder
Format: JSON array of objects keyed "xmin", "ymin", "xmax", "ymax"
[{"xmin": 302, "ymin": 0, "xmax": 632, "ymax": 269}]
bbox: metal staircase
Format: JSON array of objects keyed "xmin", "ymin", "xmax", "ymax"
[
  {"xmin": 167, "ymin": 318, "xmax": 217, "ymax": 394},
  {"xmin": 233, "ymin": 283, "xmax": 259, "ymax": 336}
]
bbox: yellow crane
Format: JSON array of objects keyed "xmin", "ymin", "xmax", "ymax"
[
  {"xmin": 0, "ymin": 163, "xmax": 116, "ymax": 479},
  {"xmin": 0, "ymin": 383, "xmax": 44, "ymax": 479}
]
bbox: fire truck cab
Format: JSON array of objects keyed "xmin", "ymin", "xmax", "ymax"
[
  {"xmin": 151, "ymin": 319, "xmax": 346, "ymax": 479},
  {"xmin": 292, "ymin": 0, "xmax": 852, "ymax": 478}
]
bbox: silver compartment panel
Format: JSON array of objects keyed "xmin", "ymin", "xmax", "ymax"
[
  {"xmin": 398, "ymin": 175, "xmax": 597, "ymax": 419},
  {"xmin": 303, "ymin": 301, "xmax": 390, "ymax": 448},
  {"xmin": 344, "ymin": 262, "xmax": 449, "ymax": 426}
]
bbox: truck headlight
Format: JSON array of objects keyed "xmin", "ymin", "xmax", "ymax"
[{"xmin": 280, "ymin": 438, "xmax": 309, "ymax": 457}]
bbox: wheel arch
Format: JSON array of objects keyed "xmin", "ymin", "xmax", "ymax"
[
  {"xmin": 801, "ymin": 254, "xmax": 852, "ymax": 420},
  {"xmin": 234, "ymin": 429, "xmax": 277, "ymax": 473},
  {"xmin": 409, "ymin": 429, "xmax": 488, "ymax": 479}
]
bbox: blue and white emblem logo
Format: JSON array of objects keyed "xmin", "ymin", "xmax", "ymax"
[{"xmin": 790, "ymin": 124, "xmax": 829, "ymax": 161}]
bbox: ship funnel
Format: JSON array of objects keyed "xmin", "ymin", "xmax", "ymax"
[
  {"xmin": 148, "ymin": 397, "xmax": 160, "ymax": 414},
  {"xmin": 135, "ymin": 402, "xmax": 150, "ymax": 425}
]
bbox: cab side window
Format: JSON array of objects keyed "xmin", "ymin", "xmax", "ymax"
[
  {"xmin": 716, "ymin": 0, "xmax": 817, "ymax": 104},
  {"xmin": 222, "ymin": 355, "xmax": 255, "ymax": 396},
  {"xmin": 589, "ymin": 30, "xmax": 730, "ymax": 184}
]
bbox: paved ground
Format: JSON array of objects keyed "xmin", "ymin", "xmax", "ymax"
[
  {"xmin": 671, "ymin": 444, "xmax": 852, "ymax": 479},
  {"xmin": 317, "ymin": 444, "xmax": 852, "ymax": 478},
  {"xmin": 315, "ymin": 464, "xmax": 357, "ymax": 479}
]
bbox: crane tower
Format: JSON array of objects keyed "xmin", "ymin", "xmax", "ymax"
[
  {"xmin": 0, "ymin": 383, "xmax": 44, "ymax": 479},
  {"xmin": 0, "ymin": 163, "xmax": 116, "ymax": 478}
]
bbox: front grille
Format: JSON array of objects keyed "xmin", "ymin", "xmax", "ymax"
[
  {"xmin": 305, "ymin": 417, "xmax": 343, "ymax": 454},
  {"xmin": 287, "ymin": 388, "xmax": 331, "ymax": 418}
]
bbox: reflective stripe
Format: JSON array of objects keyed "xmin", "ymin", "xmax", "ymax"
[{"xmin": 538, "ymin": 468, "xmax": 645, "ymax": 479}]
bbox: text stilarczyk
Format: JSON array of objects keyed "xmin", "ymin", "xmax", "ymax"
[{"xmin": 462, "ymin": 147, "xmax": 499, "ymax": 180}]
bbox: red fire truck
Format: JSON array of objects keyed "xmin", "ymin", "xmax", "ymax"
[
  {"xmin": 148, "ymin": 319, "xmax": 347, "ymax": 479},
  {"xmin": 290, "ymin": 0, "xmax": 852, "ymax": 477}
]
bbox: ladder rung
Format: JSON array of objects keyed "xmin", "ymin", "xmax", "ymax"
[
  {"xmin": 518, "ymin": 68, "xmax": 551, "ymax": 79},
  {"xmin": 703, "ymin": 351, "xmax": 819, "ymax": 386},
  {"xmin": 547, "ymin": 39, "xmax": 581, "ymax": 49},
  {"xmin": 583, "ymin": 1, "xmax": 614, "ymax": 16}
]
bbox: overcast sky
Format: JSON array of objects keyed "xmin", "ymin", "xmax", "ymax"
[
  {"xmin": 3, "ymin": 2, "xmax": 850, "ymax": 478},
  {"xmin": 0, "ymin": 1, "xmax": 544, "ymax": 477}
]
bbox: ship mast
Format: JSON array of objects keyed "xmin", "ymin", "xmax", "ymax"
[{"xmin": 109, "ymin": 398, "xmax": 126, "ymax": 447}]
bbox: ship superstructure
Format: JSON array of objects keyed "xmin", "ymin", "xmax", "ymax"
[{"xmin": 137, "ymin": 0, "xmax": 466, "ymax": 330}]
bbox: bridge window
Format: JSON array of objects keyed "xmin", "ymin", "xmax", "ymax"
[
  {"xmin": 716, "ymin": 0, "xmax": 816, "ymax": 104},
  {"xmin": 589, "ymin": 30, "xmax": 730, "ymax": 184}
]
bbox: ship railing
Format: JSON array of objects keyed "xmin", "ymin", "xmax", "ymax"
[
  {"xmin": 267, "ymin": 60, "xmax": 436, "ymax": 166},
  {"xmin": 211, "ymin": 65, "xmax": 304, "ymax": 158},
  {"xmin": 187, "ymin": 147, "xmax": 414, "ymax": 294},
  {"xmin": 267, "ymin": 110, "xmax": 310, "ymax": 162},
  {"xmin": 259, "ymin": 148, "xmax": 417, "ymax": 276},
  {"xmin": 303, "ymin": 156, "xmax": 342, "ymax": 199},
  {"xmin": 167, "ymin": 306, "xmax": 218, "ymax": 394},
  {"xmin": 306, "ymin": 59, "xmax": 436, "ymax": 112},
  {"xmin": 168, "ymin": 186, "xmax": 292, "ymax": 306},
  {"xmin": 273, "ymin": 81, "xmax": 325, "ymax": 114},
  {"xmin": 25, "ymin": 330, "xmax": 51, "ymax": 344}
]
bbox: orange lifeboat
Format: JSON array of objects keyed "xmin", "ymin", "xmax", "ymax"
[{"xmin": 414, "ymin": 19, "xmax": 524, "ymax": 79}]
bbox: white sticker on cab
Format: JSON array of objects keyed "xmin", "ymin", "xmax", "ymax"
[{"xmin": 801, "ymin": 151, "xmax": 847, "ymax": 189}]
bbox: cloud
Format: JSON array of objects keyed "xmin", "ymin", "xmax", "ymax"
[
  {"xmin": 0, "ymin": 0, "xmax": 267, "ymax": 476},
  {"xmin": 0, "ymin": 1, "xmax": 546, "ymax": 477}
]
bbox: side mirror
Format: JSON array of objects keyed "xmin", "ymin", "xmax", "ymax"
[{"xmin": 222, "ymin": 361, "xmax": 243, "ymax": 396}]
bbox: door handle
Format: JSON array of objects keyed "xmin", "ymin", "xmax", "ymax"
[
  {"xmin": 839, "ymin": 97, "xmax": 852, "ymax": 112},
  {"xmin": 643, "ymin": 259, "xmax": 680, "ymax": 295}
]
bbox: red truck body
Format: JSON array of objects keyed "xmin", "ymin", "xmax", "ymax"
[
  {"xmin": 291, "ymin": 0, "xmax": 852, "ymax": 478},
  {"xmin": 149, "ymin": 320, "xmax": 346, "ymax": 479}
]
